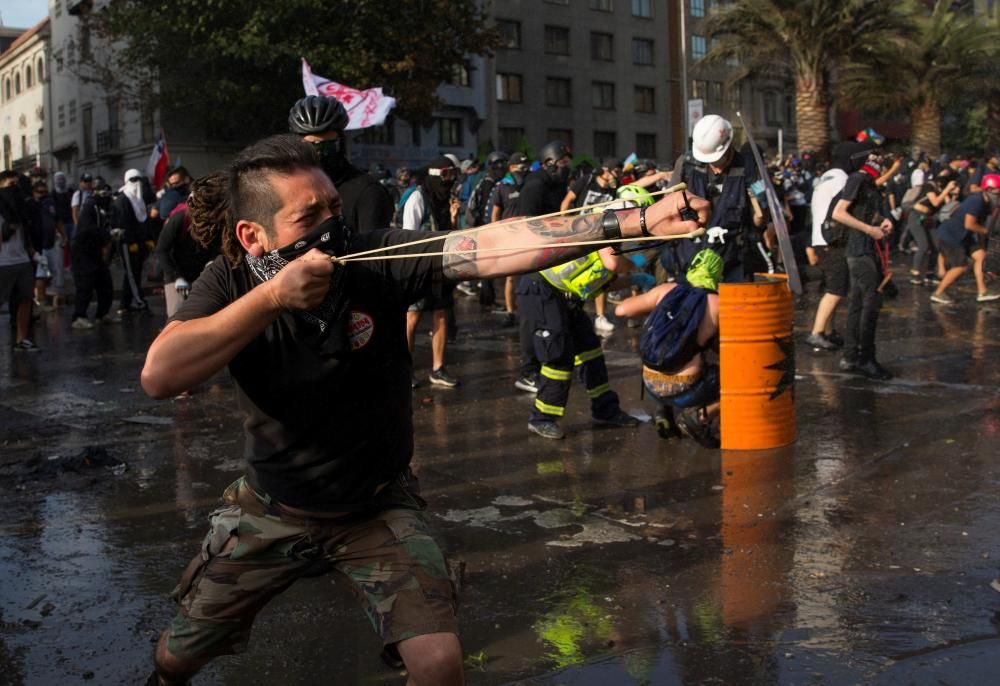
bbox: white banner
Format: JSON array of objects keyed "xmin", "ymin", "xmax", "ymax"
[
  {"xmin": 687, "ymin": 98, "xmax": 704, "ymax": 138},
  {"xmin": 301, "ymin": 58, "xmax": 396, "ymax": 131}
]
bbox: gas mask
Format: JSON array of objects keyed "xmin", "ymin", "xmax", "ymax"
[{"xmin": 311, "ymin": 138, "xmax": 351, "ymax": 183}]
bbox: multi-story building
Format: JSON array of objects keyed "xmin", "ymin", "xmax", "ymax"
[
  {"xmin": 0, "ymin": 18, "xmax": 49, "ymax": 172},
  {"xmin": 483, "ymin": 0, "xmax": 676, "ymax": 162}
]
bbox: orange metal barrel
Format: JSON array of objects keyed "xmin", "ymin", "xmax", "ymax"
[{"xmin": 719, "ymin": 275, "xmax": 796, "ymax": 450}]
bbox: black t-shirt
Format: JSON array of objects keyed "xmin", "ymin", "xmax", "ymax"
[
  {"xmin": 493, "ymin": 179, "xmax": 523, "ymax": 220},
  {"xmin": 335, "ymin": 169, "xmax": 394, "ymax": 233},
  {"xmin": 570, "ymin": 174, "xmax": 615, "ymax": 209},
  {"xmin": 841, "ymin": 172, "xmax": 883, "ymax": 257},
  {"xmin": 172, "ymin": 229, "xmax": 444, "ymax": 510},
  {"xmin": 519, "ymin": 169, "xmax": 565, "ymax": 216}
]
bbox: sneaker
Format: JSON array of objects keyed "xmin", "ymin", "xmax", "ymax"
[
  {"xmin": 71, "ymin": 317, "xmax": 95, "ymax": 330},
  {"xmin": 594, "ymin": 315, "xmax": 615, "ymax": 334},
  {"xmin": 930, "ymin": 293, "xmax": 954, "ymax": 305},
  {"xmin": 528, "ymin": 420, "xmax": 565, "ymax": 440},
  {"xmin": 838, "ymin": 357, "xmax": 858, "ymax": 373},
  {"xmin": 909, "ymin": 276, "xmax": 924, "ymax": 285},
  {"xmin": 856, "ymin": 360, "xmax": 893, "ymax": 381},
  {"xmin": 514, "ymin": 375, "xmax": 539, "ymax": 393},
  {"xmin": 592, "ymin": 409, "xmax": 640, "ymax": 428},
  {"xmin": 824, "ymin": 331, "xmax": 845, "ymax": 348},
  {"xmin": 675, "ymin": 408, "xmax": 720, "ymax": 448},
  {"xmin": 606, "ymin": 289, "xmax": 628, "ymax": 305},
  {"xmin": 12, "ymin": 338, "xmax": 41, "ymax": 352},
  {"xmin": 455, "ymin": 282, "xmax": 478, "ymax": 297},
  {"xmin": 977, "ymin": 291, "xmax": 1000, "ymax": 302},
  {"xmin": 429, "ymin": 366, "xmax": 460, "ymax": 387},
  {"xmin": 98, "ymin": 314, "xmax": 122, "ymax": 324},
  {"xmin": 654, "ymin": 407, "xmax": 678, "ymax": 439},
  {"xmin": 806, "ymin": 333, "xmax": 837, "ymax": 351},
  {"xmin": 500, "ymin": 312, "xmax": 516, "ymax": 328}
]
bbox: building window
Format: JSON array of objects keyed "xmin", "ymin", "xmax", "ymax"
[
  {"xmin": 439, "ymin": 117, "xmax": 463, "ymax": 147},
  {"xmin": 763, "ymin": 92, "xmax": 781, "ymax": 126},
  {"xmin": 58, "ymin": 104, "xmax": 65, "ymax": 129},
  {"xmin": 786, "ymin": 95, "xmax": 795, "ymax": 127},
  {"xmin": 412, "ymin": 123, "xmax": 422, "ymax": 146},
  {"xmin": 496, "ymin": 73, "xmax": 523, "ymax": 103},
  {"xmin": 141, "ymin": 107, "xmax": 154, "ymax": 143},
  {"xmin": 594, "ymin": 131, "xmax": 616, "ymax": 158},
  {"xmin": 25, "ymin": 66, "xmax": 32, "ymax": 89},
  {"xmin": 691, "ymin": 80, "xmax": 708, "ymax": 99},
  {"xmin": 69, "ymin": 100, "xmax": 77, "ymax": 125},
  {"xmin": 592, "ymin": 81, "xmax": 615, "ymax": 109},
  {"xmin": 449, "ymin": 63, "xmax": 471, "ymax": 87},
  {"xmin": 357, "ymin": 115, "xmax": 395, "ymax": 145},
  {"xmin": 499, "ymin": 127, "xmax": 525, "ymax": 152},
  {"xmin": 590, "ymin": 0, "xmax": 614, "ymax": 11},
  {"xmin": 547, "ymin": 129, "xmax": 574, "ymax": 149},
  {"xmin": 55, "ymin": 0, "xmax": 63, "ymax": 17},
  {"xmin": 82, "ymin": 104, "xmax": 93, "ymax": 157},
  {"xmin": 3, "ymin": 78, "xmax": 9, "ymax": 101},
  {"xmin": 691, "ymin": 0, "xmax": 705, "ymax": 17},
  {"xmin": 36, "ymin": 58, "xmax": 43, "ymax": 83},
  {"xmin": 725, "ymin": 82, "xmax": 742, "ymax": 112},
  {"xmin": 545, "ymin": 78, "xmax": 572, "ymax": 107},
  {"xmin": 691, "ymin": 35, "xmax": 707, "ymax": 60},
  {"xmin": 632, "ymin": 0, "xmax": 653, "ymax": 17},
  {"xmin": 632, "ymin": 38, "xmax": 653, "ymax": 65},
  {"xmin": 591, "ymin": 32, "xmax": 614, "ymax": 61},
  {"xmin": 498, "ymin": 20, "xmax": 521, "ymax": 49},
  {"xmin": 636, "ymin": 133, "xmax": 656, "ymax": 158},
  {"xmin": 544, "ymin": 26, "xmax": 570, "ymax": 55},
  {"xmin": 14, "ymin": 73, "xmax": 21, "ymax": 95},
  {"xmin": 634, "ymin": 86, "xmax": 655, "ymax": 113},
  {"xmin": 710, "ymin": 81, "xmax": 723, "ymax": 105}
]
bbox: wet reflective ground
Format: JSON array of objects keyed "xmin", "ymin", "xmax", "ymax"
[{"xmin": 2, "ymin": 271, "xmax": 999, "ymax": 685}]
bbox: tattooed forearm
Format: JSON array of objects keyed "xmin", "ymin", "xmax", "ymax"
[{"xmin": 441, "ymin": 234, "xmax": 479, "ymax": 280}]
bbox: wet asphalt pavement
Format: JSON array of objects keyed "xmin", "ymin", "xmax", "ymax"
[{"xmin": 1, "ymin": 268, "xmax": 999, "ymax": 686}]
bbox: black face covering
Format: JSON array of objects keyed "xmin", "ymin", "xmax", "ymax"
[
  {"xmin": 244, "ymin": 215, "xmax": 350, "ymax": 333},
  {"xmin": 426, "ymin": 175, "xmax": 452, "ymax": 209},
  {"xmin": 548, "ymin": 163, "xmax": 570, "ymax": 185},
  {"xmin": 312, "ymin": 139, "xmax": 352, "ymax": 185}
]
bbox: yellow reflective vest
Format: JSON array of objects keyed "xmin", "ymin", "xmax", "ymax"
[{"xmin": 539, "ymin": 252, "xmax": 614, "ymax": 301}]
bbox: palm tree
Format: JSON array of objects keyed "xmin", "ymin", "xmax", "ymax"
[
  {"xmin": 837, "ymin": 0, "xmax": 1000, "ymax": 157},
  {"xmin": 703, "ymin": 0, "xmax": 909, "ymax": 154}
]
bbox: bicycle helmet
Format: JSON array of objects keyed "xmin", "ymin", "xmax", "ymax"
[
  {"xmin": 539, "ymin": 141, "xmax": 572, "ymax": 166},
  {"xmin": 288, "ymin": 95, "xmax": 349, "ymax": 135},
  {"xmin": 486, "ymin": 151, "xmax": 509, "ymax": 167}
]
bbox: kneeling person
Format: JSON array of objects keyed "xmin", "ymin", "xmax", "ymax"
[{"xmin": 615, "ymin": 250, "xmax": 722, "ymax": 448}]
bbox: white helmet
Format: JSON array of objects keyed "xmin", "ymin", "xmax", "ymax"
[{"xmin": 692, "ymin": 114, "xmax": 734, "ymax": 164}]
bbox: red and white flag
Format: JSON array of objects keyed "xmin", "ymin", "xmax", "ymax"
[
  {"xmin": 301, "ymin": 58, "xmax": 396, "ymax": 131},
  {"xmin": 145, "ymin": 130, "xmax": 169, "ymax": 190}
]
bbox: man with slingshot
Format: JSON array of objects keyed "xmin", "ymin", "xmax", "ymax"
[{"xmin": 140, "ymin": 134, "xmax": 708, "ymax": 686}]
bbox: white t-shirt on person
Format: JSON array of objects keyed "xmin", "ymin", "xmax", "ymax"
[{"xmin": 810, "ymin": 169, "xmax": 848, "ymax": 248}]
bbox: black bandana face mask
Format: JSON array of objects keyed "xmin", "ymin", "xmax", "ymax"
[{"xmin": 244, "ymin": 215, "xmax": 350, "ymax": 332}]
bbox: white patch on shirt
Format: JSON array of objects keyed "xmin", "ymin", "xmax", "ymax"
[{"xmin": 348, "ymin": 310, "xmax": 375, "ymax": 351}]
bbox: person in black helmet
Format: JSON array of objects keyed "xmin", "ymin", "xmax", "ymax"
[{"xmin": 288, "ymin": 95, "xmax": 393, "ymax": 233}]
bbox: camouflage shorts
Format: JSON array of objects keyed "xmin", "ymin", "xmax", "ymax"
[{"xmin": 165, "ymin": 476, "xmax": 458, "ymax": 661}]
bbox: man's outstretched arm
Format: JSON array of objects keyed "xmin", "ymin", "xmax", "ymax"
[{"xmin": 441, "ymin": 191, "xmax": 708, "ymax": 281}]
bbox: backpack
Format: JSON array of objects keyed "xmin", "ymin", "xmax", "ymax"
[
  {"xmin": 821, "ymin": 188, "xmax": 848, "ymax": 246},
  {"xmin": 900, "ymin": 185, "xmax": 923, "ymax": 212},
  {"xmin": 390, "ymin": 186, "xmax": 418, "ymax": 229},
  {"xmin": 464, "ymin": 176, "xmax": 496, "ymax": 227},
  {"xmin": 640, "ymin": 284, "xmax": 708, "ymax": 373},
  {"xmin": 936, "ymin": 200, "xmax": 960, "ymax": 224}
]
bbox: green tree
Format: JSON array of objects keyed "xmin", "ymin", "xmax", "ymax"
[
  {"xmin": 90, "ymin": 0, "xmax": 498, "ymax": 142},
  {"xmin": 837, "ymin": 0, "xmax": 1000, "ymax": 157},
  {"xmin": 703, "ymin": 0, "xmax": 908, "ymax": 153}
]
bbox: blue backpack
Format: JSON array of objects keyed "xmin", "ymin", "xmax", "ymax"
[{"xmin": 639, "ymin": 284, "xmax": 708, "ymax": 372}]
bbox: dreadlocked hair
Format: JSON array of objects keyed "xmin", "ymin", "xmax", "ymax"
[{"xmin": 187, "ymin": 171, "xmax": 236, "ymax": 266}]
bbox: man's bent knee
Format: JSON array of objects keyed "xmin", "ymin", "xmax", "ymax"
[{"xmin": 397, "ymin": 632, "xmax": 464, "ymax": 686}]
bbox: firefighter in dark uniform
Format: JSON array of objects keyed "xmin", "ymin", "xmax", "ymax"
[
  {"xmin": 521, "ymin": 244, "xmax": 639, "ymax": 440},
  {"xmin": 669, "ymin": 114, "xmax": 765, "ymax": 283}
]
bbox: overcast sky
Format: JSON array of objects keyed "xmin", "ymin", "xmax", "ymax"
[{"xmin": 0, "ymin": 0, "xmax": 48, "ymax": 30}]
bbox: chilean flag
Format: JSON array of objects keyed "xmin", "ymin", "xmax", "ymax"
[{"xmin": 145, "ymin": 130, "xmax": 169, "ymax": 190}]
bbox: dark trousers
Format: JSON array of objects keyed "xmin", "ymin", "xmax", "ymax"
[
  {"xmin": 519, "ymin": 277, "xmax": 619, "ymax": 423},
  {"xmin": 844, "ymin": 254, "xmax": 883, "ymax": 363},
  {"xmin": 515, "ymin": 276, "xmax": 540, "ymax": 379},
  {"xmin": 119, "ymin": 243, "xmax": 147, "ymax": 309},
  {"xmin": 73, "ymin": 267, "xmax": 113, "ymax": 320}
]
